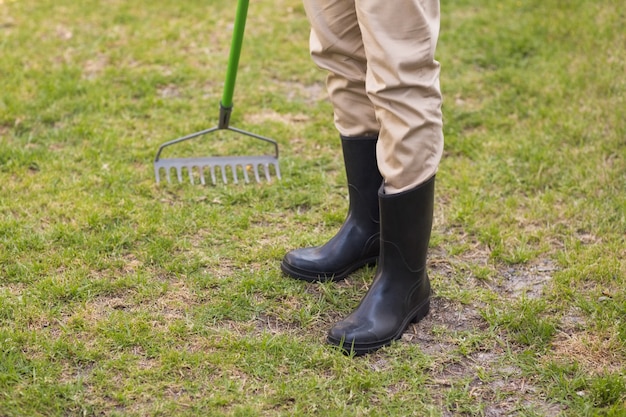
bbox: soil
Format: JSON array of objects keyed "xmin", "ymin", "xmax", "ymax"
[{"xmin": 399, "ymin": 254, "xmax": 566, "ymax": 415}]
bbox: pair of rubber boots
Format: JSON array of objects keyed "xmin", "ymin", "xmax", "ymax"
[{"xmin": 281, "ymin": 135, "xmax": 434, "ymax": 355}]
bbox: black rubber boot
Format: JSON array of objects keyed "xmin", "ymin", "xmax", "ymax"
[
  {"xmin": 281, "ymin": 135, "xmax": 382, "ymax": 282},
  {"xmin": 327, "ymin": 175, "xmax": 435, "ymax": 355}
]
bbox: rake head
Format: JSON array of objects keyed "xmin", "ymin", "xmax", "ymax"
[
  {"xmin": 153, "ymin": 122, "xmax": 281, "ymax": 185},
  {"xmin": 154, "ymin": 154, "xmax": 281, "ymax": 185}
]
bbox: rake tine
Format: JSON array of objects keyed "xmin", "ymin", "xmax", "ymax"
[
  {"xmin": 253, "ymin": 164, "xmax": 261, "ymax": 183},
  {"xmin": 221, "ymin": 166, "xmax": 228, "ymax": 184},
  {"xmin": 210, "ymin": 166, "xmax": 217, "ymax": 185},
  {"xmin": 166, "ymin": 168, "xmax": 172, "ymax": 183},
  {"xmin": 199, "ymin": 166, "xmax": 206, "ymax": 185},
  {"xmin": 274, "ymin": 162, "xmax": 281, "ymax": 180},
  {"xmin": 263, "ymin": 163, "xmax": 271, "ymax": 181},
  {"xmin": 232, "ymin": 164, "xmax": 239, "ymax": 184},
  {"xmin": 242, "ymin": 164, "xmax": 250, "ymax": 183},
  {"xmin": 188, "ymin": 166, "xmax": 194, "ymax": 185}
]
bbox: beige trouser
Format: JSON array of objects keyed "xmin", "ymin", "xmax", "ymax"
[{"xmin": 303, "ymin": 0, "xmax": 444, "ymax": 193}]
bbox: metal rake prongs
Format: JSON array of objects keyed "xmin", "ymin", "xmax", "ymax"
[{"xmin": 154, "ymin": 155, "xmax": 281, "ymax": 185}]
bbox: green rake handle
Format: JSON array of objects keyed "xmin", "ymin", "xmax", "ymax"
[
  {"xmin": 221, "ymin": 0, "xmax": 249, "ymax": 110},
  {"xmin": 154, "ymin": 0, "xmax": 279, "ymax": 163},
  {"xmin": 217, "ymin": 0, "xmax": 249, "ymax": 129}
]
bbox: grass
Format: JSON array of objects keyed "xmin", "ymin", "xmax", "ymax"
[{"xmin": 1, "ymin": 0, "xmax": 625, "ymax": 415}]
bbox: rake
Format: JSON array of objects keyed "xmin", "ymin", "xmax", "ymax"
[{"xmin": 154, "ymin": 0, "xmax": 280, "ymax": 185}]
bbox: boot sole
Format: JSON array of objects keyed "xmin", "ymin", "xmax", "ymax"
[
  {"xmin": 327, "ymin": 298, "xmax": 430, "ymax": 356},
  {"xmin": 280, "ymin": 257, "xmax": 378, "ymax": 283}
]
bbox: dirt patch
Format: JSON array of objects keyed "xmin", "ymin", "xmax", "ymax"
[
  {"xmin": 245, "ymin": 109, "xmax": 310, "ymax": 126},
  {"xmin": 255, "ymin": 313, "xmax": 303, "ymax": 335},
  {"xmin": 278, "ymin": 80, "xmax": 327, "ymax": 105},
  {"xmin": 404, "ymin": 296, "xmax": 486, "ymax": 356},
  {"xmin": 497, "ymin": 259, "xmax": 557, "ymax": 299},
  {"xmin": 401, "ymin": 253, "xmax": 566, "ymax": 414},
  {"xmin": 82, "ymin": 53, "xmax": 109, "ymax": 79},
  {"xmin": 157, "ymin": 84, "xmax": 182, "ymax": 99}
]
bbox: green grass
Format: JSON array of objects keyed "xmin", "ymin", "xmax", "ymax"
[{"xmin": 1, "ymin": 0, "xmax": 625, "ymax": 415}]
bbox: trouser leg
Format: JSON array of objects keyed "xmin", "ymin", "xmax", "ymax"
[
  {"xmin": 303, "ymin": 0, "xmax": 380, "ymax": 137},
  {"xmin": 303, "ymin": 0, "xmax": 444, "ymax": 193}
]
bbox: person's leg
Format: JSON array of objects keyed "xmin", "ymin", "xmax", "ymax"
[
  {"xmin": 303, "ymin": 0, "xmax": 379, "ymax": 137},
  {"xmin": 327, "ymin": 0, "xmax": 443, "ymax": 353},
  {"xmin": 281, "ymin": 0, "xmax": 382, "ymax": 282},
  {"xmin": 359, "ymin": 0, "xmax": 444, "ymax": 193}
]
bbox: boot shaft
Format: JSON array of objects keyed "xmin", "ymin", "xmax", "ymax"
[
  {"xmin": 340, "ymin": 135, "xmax": 383, "ymax": 222},
  {"xmin": 378, "ymin": 175, "xmax": 435, "ymax": 272}
]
